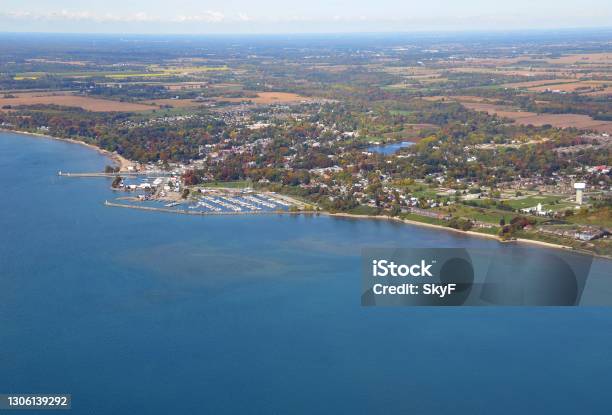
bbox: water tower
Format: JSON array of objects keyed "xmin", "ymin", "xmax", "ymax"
[{"xmin": 574, "ymin": 182, "xmax": 586, "ymax": 205}]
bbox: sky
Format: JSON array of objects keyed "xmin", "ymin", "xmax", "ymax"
[{"xmin": 0, "ymin": 0, "xmax": 611, "ymax": 34}]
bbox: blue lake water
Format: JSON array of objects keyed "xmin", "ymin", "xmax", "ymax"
[
  {"xmin": 367, "ymin": 141, "xmax": 414, "ymax": 155},
  {"xmin": 0, "ymin": 131, "xmax": 611, "ymax": 414}
]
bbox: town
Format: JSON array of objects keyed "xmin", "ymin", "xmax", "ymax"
[{"xmin": 1, "ymin": 33, "xmax": 610, "ymax": 256}]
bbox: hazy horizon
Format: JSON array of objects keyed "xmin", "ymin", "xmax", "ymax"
[
  {"xmin": 1, "ymin": 28, "xmax": 611, "ymax": 39},
  {"xmin": 1, "ymin": 0, "xmax": 611, "ymax": 34}
]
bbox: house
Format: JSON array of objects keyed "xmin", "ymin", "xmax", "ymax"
[
  {"xmin": 574, "ymin": 227, "xmax": 609, "ymax": 241},
  {"xmin": 521, "ymin": 203, "xmax": 551, "ymax": 216}
]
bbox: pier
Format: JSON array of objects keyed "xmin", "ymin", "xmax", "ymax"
[{"xmin": 59, "ymin": 171, "xmax": 173, "ymax": 178}]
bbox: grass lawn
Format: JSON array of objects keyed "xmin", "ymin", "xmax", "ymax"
[
  {"xmin": 412, "ymin": 188, "xmax": 440, "ymax": 199},
  {"xmin": 467, "ymin": 195, "xmax": 575, "ymax": 214},
  {"xmin": 442, "ymin": 205, "xmax": 515, "ymax": 225},
  {"xmin": 393, "ymin": 183, "xmax": 440, "ymax": 199},
  {"xmin": 203, "ymin": 180, "xmax": 251, "ymax": 189},
  {"xmin": 505, "ymin": 195, "xmax": 565, "ymax": 210},
  {"xmin": 472, "ymin": 227, "xmax": 501, "ymax": 236}
]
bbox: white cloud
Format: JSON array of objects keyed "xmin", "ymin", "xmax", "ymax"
[
  {"xmin": 173, "ymin": 12, "xmax": 225, "ymax": 23},
  {"xmin": 1, "ymin": 10, "xmax": 224, "ymax": 23}
]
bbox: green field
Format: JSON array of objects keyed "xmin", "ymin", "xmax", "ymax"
[
  {"xmin": 202, "ymin": 180, "xmax": 251, "ymax": 189},
  {"xmin": 105, "ymin": 73, "xmax": 170, "ymax": 79},
  {"xmin": 505, "ymin": 195, "xmax": 567, "ymax": 210},
  {"xmin": 394, "ymin": 183, "xmax": 440, "ymax": 199},
  {"xmin": 13, "ymin": 65, "xmax": 230, "ymax": 80},
  {"xmin": 439, "ymin": 205, "xmax": 515, "ymax": 224}
]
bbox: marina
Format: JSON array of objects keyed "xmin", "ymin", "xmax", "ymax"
[
  {"xmin": 107, "ymin": 186, "xmax": 303, "ymax": 215},
  {"xmin": 104, "ymin": 200, "xmax": 307, "ymax": 216},
  {"xmin": 58, "ymin": 167, "xmax": 306, "ymax": 216}
]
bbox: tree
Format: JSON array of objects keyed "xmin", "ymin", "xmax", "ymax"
[
  {"xmin": 448, "ymin": 217, "xmax": 473, "ymax": 231},
  {"xmin": 182, "ymin": 170, "xmax": 201, "ymax": 186},
  {"xmin": 390, "ymin": 203, "xmax": 401, "ymax": 217},
  {"xmin": 111, "ymin": 176, "xmax": 123, "ymax": 188}
]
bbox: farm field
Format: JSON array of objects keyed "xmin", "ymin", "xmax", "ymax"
[
  {"xmin": 142, "ymin": 92, "xmax": 313, "ymax": 108},
  {"xmin": 447, "ymin": 67, "xmax": 564, "ymax": 77},
  {"xmin": 162, "ymin": 82, "xmax": 241, "ymax": 91},
  {"xmin": 422, "ymin": 95, "xmax": 492, "ymax": 103},
  {"xmin": 502, "ymin": 79, "xmax": 611, "ymax": 95},
  {"xmin": 543, "ymin": 53, "xmax": 612, "ymax": 65},
  {"xmin": 502, "ymin": 78, "xmax": 580, "ymax": 89},
  {"xmin": 529, "ymin": 81, "xmax": 610, "ymax": 94},
  {"xmin": 220, "ymin": 92, "xmax": 312, "ymax": 104},
  {"xmin": 104, "ymin": 66, "xmax": 230, "ymax": 79},
  {"xmin": 141, "ymin": 98, "xmax": 206, "ymax": 108},
  {"xmin": 421, "ymin": 95, "xmax": 612, "ymax": 133},
  {"xmin": 11, "ymin": 65, "xmax": 230, "ymax": 81},
  {"xmin": 0, "ymin": 91, "xmax": 159, "ymax": 112},
  {"xmin": 460, "ymin": 102, "xmax": 612, "ymax": 133},
  {"xmin": 584, "ymin": 86, "xmax": 612, "ymax": 96}
]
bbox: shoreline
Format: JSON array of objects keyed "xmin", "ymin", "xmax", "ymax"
[
  {"xmin": 2, "ymin": 128, "xmax": 607, "ymax": 259},
  {"xmin": 327, "ymin": 212, "xmax": 500, "ymax": 241},
  {"xmin": 0, "ymin": 128, "xmax": 132, "ymax": 171},
  {"xmin": 324, "ymin": 212, "xmax": 610, "ymax": 258}
]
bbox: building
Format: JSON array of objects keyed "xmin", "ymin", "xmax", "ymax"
[
  {"xmin": 575, "ymin": 227, "xmax": 609, "ymax": 241},
  {"xmin": 574, "ymin": 182, "xmax": 586, "ymax": 205},
  {"xmin": 521, "ymin": 203, "xmax": 551, "ymax": 216}
]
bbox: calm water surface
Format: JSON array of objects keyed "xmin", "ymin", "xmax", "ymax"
[
  {"xmin": 367, "ymin": 141, "xmax": 414, "ymax": 154},
  {"xmin": 0, "ymin": 131, "xmax": 611, "ymax": 414}
]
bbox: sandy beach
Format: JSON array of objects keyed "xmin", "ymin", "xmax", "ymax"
[{"xmin": 325, "ymin": 212, "xmax": 582, "ymax": 254}]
